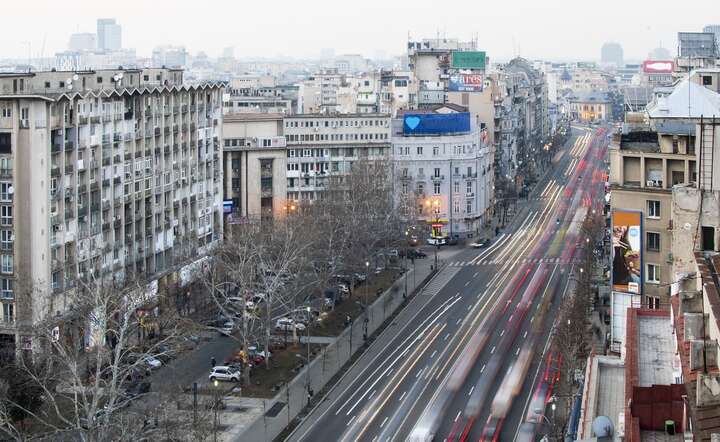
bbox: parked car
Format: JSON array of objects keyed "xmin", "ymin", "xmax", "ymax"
[
  {"xmin": 219, "ymin": 321, "xmax": 235, "ymax": 336},
  {"xmin": 127, "ymin": 353, "xmax": 162, "ymax": 370},
  {"xmin": 209, "ymin": 366, "xmax": 241, "ymax": 383},
  {"xmin": 469, "ymin": 239, "xmax": 490, "ymax": 249},
  {"xmin": 275, "ymin": 317, "xmax": 306, "ymax": 332},
  {"xmin": 123, "ymin": 381, "xmax": 151, "ymax": 399},
  {"xmin": 353, "ymin": 272, "xmax": 367, "ymax": 283},
  {"xmin": 413, "ymin": 249, "xmax": 428, "ymax": 258}
]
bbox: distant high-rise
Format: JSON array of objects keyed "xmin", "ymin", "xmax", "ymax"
[
  {"xmin": 704, "ymin": 25, "xmax": 720, "ymax": 47},
  {"xmin": 222, "ymin": 47, "xmax": 234, "ymax": 59},
  {"xmin": 68, "ymin": 33, "xmax": 96, "ymax": 52},
  {"xmin": 600, "ymin": 42, "xmax": 624, "ymax": 67},
  {"xmin": 648, "ymin": 46, "xmax": 672, "ymax": 60},
  {"xmin": 97, "ymin": 18, "xmax": 121, "ymax": 51}
]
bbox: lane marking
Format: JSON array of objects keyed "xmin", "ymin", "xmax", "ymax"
[
  {"xmin": 490, "ymin": 346, "xmax": 496, "ymax": 354},
  {"xmin": 454, "ymin": 410, "xmax": 462, "ymax": 422},
  {"xmin": 468, "ymin": 386, "xmax": 475, "ymax": 396},
  {"xmin": 347, "ymin": 415, "xmax": 356, "ymax": 427},
  {"xmin": 481, "ymin": 364, "xmax": 486, "ymax": 373},
  {"xmin": 399, "ymin": 391, "xmax": 406, "ymax": 402},
  {"xmin": 380, "ymin": 417, "xmax": 388, "ymax": 428},
  {"xmin": 431, "ymin": 350, "xmax": 437, "ymax": 358}
]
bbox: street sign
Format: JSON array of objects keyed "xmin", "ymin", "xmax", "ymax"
[{"xmin": 451, "ymin": 51, "xmax": 487, "ymax": 69}]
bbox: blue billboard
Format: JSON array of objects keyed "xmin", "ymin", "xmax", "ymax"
[{"xmin": 402, "ymin": 112, "xmax": 471, "ymax": 136}]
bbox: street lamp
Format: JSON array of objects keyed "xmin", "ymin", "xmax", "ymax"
[{"xmin": 212, "ymin": 379, "xmax": 221, "ymax": 442}]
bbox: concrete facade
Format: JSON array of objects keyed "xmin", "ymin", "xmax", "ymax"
[
  {"xmin": 284, "ymin": 114, "xmax": 391, "ymax": 202},
  {"xmin": 0, "ymin": 68, "xmax": 224, "ymax": 356},
  {"xmin": 222, "ymin": 113, "xmax": 287, "ymax": 222}
]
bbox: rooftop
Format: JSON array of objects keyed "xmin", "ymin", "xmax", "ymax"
[
  {"xmin": 223, "ymin": 112, "xmax": 284, "ymax": 123},
  {"xmin": 637, "ymin": 315, "xmax": 675, "ymax": 386},
  {"xmin": 570, "ymin": 91, "xmax": 612, "ymax": 103},
  {"xmin": 647, "ymin": 76, "xmax": 720, "ymax": 119},
  {"xmin": 579, "ymin": 355, "xmax": 625, "ymax": 441}
]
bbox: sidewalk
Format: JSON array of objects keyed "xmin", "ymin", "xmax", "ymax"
[{"xmin": 221, "ymin": 246, "xmax": 465, "ymax": 442}]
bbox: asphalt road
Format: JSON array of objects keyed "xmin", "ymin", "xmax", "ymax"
[{"xmin": 288, "ymin": 126, "xmax": 610, "ymax": 442}]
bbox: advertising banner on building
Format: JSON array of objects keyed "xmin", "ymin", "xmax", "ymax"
[
  {"xmin": 451, "ymin": 51, "xmax": 487, "ymax": 69},
  {"xmin": 448, "ymin": 74, "xmax": 484, "ymax": 92},
  {"xmin": 611, "ymin": 210, "xmax": 642, "ymax": 294},
  {"xmin": 403, "ymin": 112, "xmax": 471, "ymax": 135},
  {"xmin": 642, "ymin": 60, "xmax": 674, "ymax": 74}
]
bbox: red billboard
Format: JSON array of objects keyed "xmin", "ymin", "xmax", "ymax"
[{"xmin": 642, "ymin": 60, "xmax": 674, "ymax": 74}]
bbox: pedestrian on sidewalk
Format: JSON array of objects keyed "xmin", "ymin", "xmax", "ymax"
[{"xmin": 211, "ymin": 356, "xmax": 216, "ymax": 368}]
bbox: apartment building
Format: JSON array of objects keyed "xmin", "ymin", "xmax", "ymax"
[
  {"xmin": 392, "ymin": 110, "xmax": 492, "ymax": 239},
  {"xmin": 222, "ymin": 113, "xmax": 287, "ymax": 222},
  {"xmin": 0, "ymin": 68, "xmax": 224, "ymax": 357},
  {"xmin": 609, "ymin": 77, "xmax": 720, "ymax": 309},
  {"xmin": 284, "ymin": 114, "xmax": 391, "ymax": 202}
]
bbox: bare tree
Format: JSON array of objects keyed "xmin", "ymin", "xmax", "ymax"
[{"xmin": 0, "ymin": 274, "xmax": 194, "ymax": 441}]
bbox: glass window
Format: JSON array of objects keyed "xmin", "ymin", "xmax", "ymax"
[
  {"xmin": 646, "ymin": 263, "xmax": 660, "ymax": 284},
  {"xmin": 1, "ymin": 255, "xmax": 12, "ymax": 273},
  {"xmin": 433, "ymin": 182, "xmax": 441, "ymax": 194},
  {"xmin": 646, "ymin": 232, "xmax": 660, "ymax": 251},
  {"xmin": 647, "ymin": 200, "xmax": 660, "ymax": 218}
]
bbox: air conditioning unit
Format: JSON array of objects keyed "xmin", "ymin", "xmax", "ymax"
[{"xmin": 646, "ymin": 180, "xmax": 656, "ymax": 187}]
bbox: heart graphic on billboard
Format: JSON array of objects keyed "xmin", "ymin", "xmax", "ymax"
[{"xmin": 405, "ymin": 116, "xmax": 421, "ymax": 130}]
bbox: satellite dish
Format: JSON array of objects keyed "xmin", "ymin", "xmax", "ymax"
[
  {"xmin": 66, "ymin": 77, "xmax": 73, "ymax": 85},
  {"xmin": 72, "ymin": 74, "xmax": 79, "ymax": 81},
  {"xmin": 113, "ymin": 74, "xmax": 119, "ymax": 81},
  {"xmin": 592, "ymin": 416, "xmax": 614, "ymax": 437},
  {"xmin": 66, "ymin": 84, "xmax": 73, "ymax": 90},
  {"xmin": 117, "ymin": 73, "xmax": 124, "ymax": 80}
]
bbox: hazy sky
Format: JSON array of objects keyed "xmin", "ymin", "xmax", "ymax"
[{"xmin": 2, "ymin": 0, "xmax": 716, "ymax": 63}]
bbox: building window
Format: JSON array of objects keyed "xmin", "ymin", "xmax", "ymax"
[
  {"xmin": 417, "ymin": 183, "xmax": 424, "ymax": 195},
  {"xmin": 702, "ymin": 226, "xmax": 715, "ymax": 251},
  {"xmin": 401, "ymin": 183, "xmax": 408, "ymax": 194},
  {"xmin": 0, "ymin": 183, "xmax": 11, "ymax": 202},
  {"xmin": 417, "ymin": 146, "xmax": 423, "ymax": 155},
  {"xmin": 647, "ymin": 200, "xmax": 660, "ymax": 219},
  {"xmin": 0, "ymin": 278, "xmax": 11, "ymax": 299},
  {"xmin": 433, "ymin": 182, "xmax": 441, "ymax": 194},
  {"xmin": 1, "ymin": 255, "xmax": 12, "ymax": 274},
  {"xmin": 646, "ymin": 263, "xmax": 659, "ymax": 284},
  {"xmin": 646, "ymin": 232, "xmax": 660, "ymax": 252},
  {"xmin": 454, "ymin": 181, "xmax": 459, "ymax": 193},
  {"xmin": 646, "ymin": 296, "xmax": 660, "ymax": 310},
  {"xmin": 432, "ymin": 146, "xmax": 439, "ymax": 156},
  {"xmin": 703, "ymin": 76, "xmax": 713, "ymax": 86},
  {"xmin": 2, "ymin": 303, "xmax": 12, "ymax": 322},
  {"xmin": 466, "ymin": 200, "xmax": 473, "ymax": 213},
  {"xmin": 402, "ymin": 168, "xmax": 408, "ymax": 177},
  {"xmin": 466, "ymin": 181, "xmax": 473, "ymax": 194},
  {"xmin": 434, "ymin": 168, "xmax": 440, "ymax": 178},
  {"xmin": 454, "ymin": 200, "xmax": 460, "ymax": 213},
  {"xmin": 0, "ymin": 206, "xmax": 11, "ymax": 226},
  {"xmin": 0, "ymin": 231, "xmax": 11, "ymax": 251}
]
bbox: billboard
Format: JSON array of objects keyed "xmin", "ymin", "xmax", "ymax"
[
  {"xmin": 642, "ymin": 60, "xmax": 674, "ymax": 74},
  {"xmin": 402, "ymin": 112, "xmax": 471, "ymax": 135},
  {"xmin": 451, "ymin": 51, "xmax": 487, "ymax": 69},
  {"xmin": 448, "ymin": 74, "xmax": 484, "ymax": 92},
  {"xmin": 611, "ymin": 210, "xmax": 642, "ymax": 294}
]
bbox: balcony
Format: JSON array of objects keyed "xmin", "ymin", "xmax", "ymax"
[
  {"xmin": 65, "ymin": 140, "xmax": 75, "ymax": 151},
  {"xmin": 431, "ymin": 175, "xmax": 445, "ymax": 181},
  {"xmin": 64, "ymin": 165, "xmax": 74, "ymax": 175},
  {"xmin": 51, "ymin": 167, "xmax": 61, "ymax": 177}
]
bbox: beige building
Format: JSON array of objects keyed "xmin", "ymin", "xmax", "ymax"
[
  {"xmin": 610, "ymin": 76, "xmax": 720, "ymax": 309},
  {"xmin": 222, "ymin": 113, "xmax": 287, "ymax": 223},
  {"xmin": 0, "ymin": 68, "xmax": 224, "ymax": 357}
]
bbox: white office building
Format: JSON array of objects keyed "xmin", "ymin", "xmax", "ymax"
[{"xmin": 392, "ymin": 109, "xmax": 492, "ymax": 239}]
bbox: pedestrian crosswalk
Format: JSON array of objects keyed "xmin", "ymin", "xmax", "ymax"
[
  {"xmin": 448, "ymin": 257, "xmax": 570, "ymax": 267},
  {"xmin": 419, "ymin": 266, "xmax": 461, "ymax": 296}
]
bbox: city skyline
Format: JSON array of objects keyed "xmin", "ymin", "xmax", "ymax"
[{"xmin": 1, "ymin": 0, "xmax": 713, "ymax": 63}]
